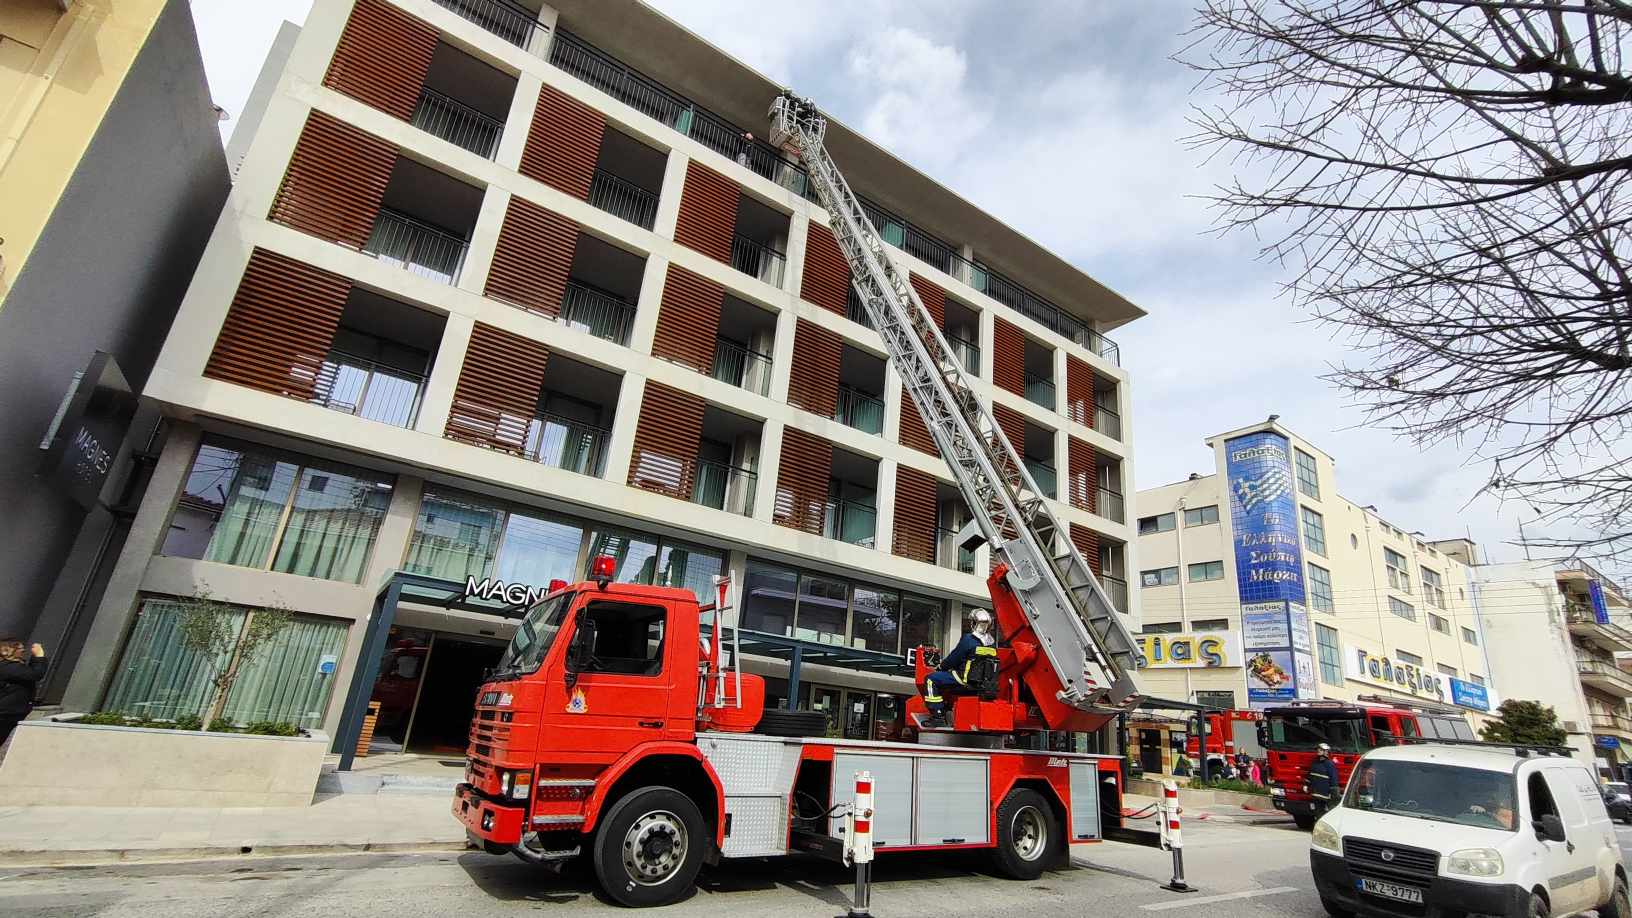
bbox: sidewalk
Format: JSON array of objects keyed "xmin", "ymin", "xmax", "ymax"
[{"xmin": 1123, "ymin": 791, "xmax": 1291, "ymax": 827}]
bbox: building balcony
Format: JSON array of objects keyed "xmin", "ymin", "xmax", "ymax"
[
  {"xmin": 1024, "ymin": 372, "xmax": 1056, "ymax": 411},
  {"xmin": 823, "ymin": 499, "xmax": 877, "ymax": 547},
  {"xmin": 430, "ymin": 0, "xmax": 548, "ymax": 54},
  {"xmin": 1025, "ymin": 459, "xmax": 1057, "ymax": 500},
  {"xmin": 846, "ymin": 286, "xmax": 872, "ymax": 330},
  {"xmin": 523, "ymin": 411, "xmax": 610, "ymax": 477},
  {"xmin": 588, "ymin": 169, "xmax": 659, "ymax": 230},
  {"xmin": 1093, "ymin": 404, "xmax": 1121, "ymax": 441},
  {"xmin": 558, "ymin": 280, "xmax": 636, "ymax": 346},
  {"xmin": 1590, "ymin": 711, "xmax": 1632, "ymax": 738},
  {"xmin": 693, "ymin": 458, "xmax": 756, "ymax": 517},
  {"xmin": 730, "ymin": 234, "xmax": 786, "ymax": 288},
  {"xmin": 411, "ymin": 88, "xmax": 504, "ymax": 159},
  {"xmin": 310, "ymin": 351, "xmax": 425, "ymax": 429},
  {"xmin": 1578, "ymin": 658, "xmax": 1632, "ymax": 698},
  {"xmin": 1568, "ymin": 606, "xmax": 1632, "ymax": 653},
  {"xmin": 936, "ymin": 527, "xmax": 977, "ymax": 574},
  {"xmin": 948, "ymin": 331, "xmax": 980, "ymax": 376},
  {"xmin": 363, "ymin": 208, "xmax": 469, "ymax": 285},
  {"xmin": 835, "ymin": 384, "xmax": 884, "ymax": 436},
  {"xmin": 711, "ymin": 337, "xmax": 773, "ymax": 396},
  {"xmin": 1098, "ymin": 486, "xmax": 1126, "ymax": 524},
  {"xmin": 1102, "ymin": 573, "xmax": 1128, "ymax": 614}
]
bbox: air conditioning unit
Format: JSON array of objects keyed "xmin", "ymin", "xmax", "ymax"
[{"xmin": 1563, "ymin": 720, "xmax": 1581, "ymax": 733}]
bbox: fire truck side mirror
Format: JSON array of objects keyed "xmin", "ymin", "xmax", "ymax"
[{"xmin": 566, "ymin": 618, "xmax": 598, "ymax": 674}]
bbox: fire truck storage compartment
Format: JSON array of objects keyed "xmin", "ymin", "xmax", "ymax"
[
  {"xmin": 1069, "ymin": 761, "xmax": 1102, "ymax": 841},
  {"xmin": 827, "ymin": 753, "xmax": 915, "ymax": 847},
  {"xmin": 826, "ymin": 752, "xmax": 989, "ymax": 847},
  {"xmin": 697, "ymin": 732, "xmax": 803, "ymax": 858}
]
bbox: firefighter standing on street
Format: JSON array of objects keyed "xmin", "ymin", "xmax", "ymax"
[
  {"xmin": 1305, "ymin": 742, "xmax": 1340, "ymax": 814},
  {"xmin": 923, "ymin": 609, "xmax": 997, "ymax": 728}
]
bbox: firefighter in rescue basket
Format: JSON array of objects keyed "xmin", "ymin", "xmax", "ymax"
[{"xmin": 922, "ymin": 608, "xmax": 1000, "ymax": 728}]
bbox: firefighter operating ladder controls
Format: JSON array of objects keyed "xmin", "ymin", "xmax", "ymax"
[{"xmin": 768, "ymin": 92, "xmax": 1141, "ymax": 715}]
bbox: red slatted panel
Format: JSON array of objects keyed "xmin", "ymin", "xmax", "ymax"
[
  {"xmin": 1068, "ymin": 436, "xmax": 1097, "ymax": 515},
  {"xmin": 1066, "ymin": 355, "xmax": 1094, "ymax": 427},
  {"xmin": 673, "ymin": 160, "xmax": 738, "ymax": 263},
  {"xmin": 892, "ymin": 465, "xmax": 937, "ymax": 564},
  {"xmin": 628, "ymin": 382, "xmax": 706, "ymax": 500},
  {"xmin": 992, "ymin": 317, "xmax": 1026, "ymax": 396},
  {"xmin": 651, "ymin": 265, "xmax": 724, "ymax": 372},
  {"xmin": 909, "ymin": 273, "xmax": 946, "ymax": 330},
  {"xmin": 773, "ymin": 427, "xmax": 833, "ymax": 535},
  {"xmin": 1070, "ymin": 524, "xmax": 1103, "ymax": 578},
  {"xmin": 787, "ymin": 319, "xmax": 842, "ymax": 417},
  {"xmin": 520, "ymin": 83, "xmax": 607, "ymax": 200},
  {"xmin": 992, "ymin": 403, "xmax": 1027, "ymax": 454},
  {"xmin": 484, "ymin": 196, "xmax": 580, "ymax": 318},
  {"xmin": 322, "ymin": 0, "xmax": 436, "ymax": 121},
  {"xmin": 269, "ymin": 111, "xmax": 397, "ymax": 250},
  {"xmin": 801, "ymin": 221, "xmax": 850, "ymax": 316},
  {"xmin": 444, "ymin": 323, "xmax": 549, "ymax": 454},
  {"xmin": 897, "ymin": 388, "xmax": 939, "ymax": 457},
  {"xmin": 203, "ymin": 250, "xmax": 351, "ymax": 400}
]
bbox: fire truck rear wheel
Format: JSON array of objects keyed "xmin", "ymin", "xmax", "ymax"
[
  {"xmin": 593, "ymin": 786, "xmax": 706, "ymax": 908},
  {"xmin": 1293, "ymin": 813, "xmax": 1317, "ymax": 831},
  {"xmin": 991, "ymin": 788, "xmax": 1057, "ymax": 880}
]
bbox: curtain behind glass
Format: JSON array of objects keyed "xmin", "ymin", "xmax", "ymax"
[
  {"xmin": 203, "ymin": 452, "xmax": 298, "ymax": 569},
  {"xmin": 102, "ymin": 600, "xmax": 244, "ymax": 720},
  {"xmin": 586, "ymin": 529, "xmax": 658, "ymax": 584},
  {"xmin": 404, "ymin": 489, "xmax": 504, "ymax": 582},
  {"xmin": 272, "ymin": 465, "xmax": 392, "ymax": 582},
  {"xmin": 222, "ymin": 615, "xmax": 348, "ymax": 728},
  {"xmin": 497, "ymin": 512, "xmax": 584, "ymax": 587}
]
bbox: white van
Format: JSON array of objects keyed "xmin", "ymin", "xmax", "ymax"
[{"xmin": 1310, "ymin": 743, "xmax": 1626, "ymax": 918}]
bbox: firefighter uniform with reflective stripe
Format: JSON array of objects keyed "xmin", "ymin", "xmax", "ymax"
[{"xmin": 924, "ymin": 630, "xmax": 997, "ymax": 720}]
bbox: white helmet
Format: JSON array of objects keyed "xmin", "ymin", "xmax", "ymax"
[{"xmin": 969, "ymin": 609, "xmax": 994, "ymax": 638}]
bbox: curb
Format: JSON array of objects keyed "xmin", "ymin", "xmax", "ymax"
[{"xmin": 0, "ymin": 839, "xmax": 470, "ymax": 868}]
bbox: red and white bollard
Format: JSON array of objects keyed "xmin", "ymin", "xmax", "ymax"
[
  {"xmin": 845, "ymin": 770, "xmax": 876, "ymax": 917},
  {"xmin": 1159, "ymin": 780, "xmax": 1195, "ymax": 893}
]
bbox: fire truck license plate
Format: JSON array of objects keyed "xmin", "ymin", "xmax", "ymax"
[{"xmin": 1358, "ymin": 878, "xmax": 1423, "ymax": 904}]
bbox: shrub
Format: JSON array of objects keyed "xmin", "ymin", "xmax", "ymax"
[
  {"xmin": 174, "ymin": 714, "xmax": 203, "ymax": 732},
  {"xmin": 244, "ymin": 721, "xmax": 298, "ymax": 737},
  {"xmin": 207, "ymin": 718, "xmax": 235, "ymax": 733},
  {"xmin": 1188, "ymin": 777, "xmax": 1270, "ymax": 796},
  {"xmin": 80, "ymin": 711, "xmax": 130, "ymax": 726}
]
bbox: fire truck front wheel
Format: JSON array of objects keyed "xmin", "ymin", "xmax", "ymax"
[
  {"xmin": 592, "ymin": 785, "xmax": 707, "ymax": 908},
  {"xmin": 991, "ymin": 788, "xmax": 1058, "ymax": 881}
]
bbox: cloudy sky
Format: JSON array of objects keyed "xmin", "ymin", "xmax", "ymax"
[{"xmin": 188, "ymin": 0, "xmax": 1552, "ymax": 566}]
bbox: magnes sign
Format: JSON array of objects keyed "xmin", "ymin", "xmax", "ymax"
[{"xmin": 463, "ymin": 577, "xmax": 554, "ymax": 606}]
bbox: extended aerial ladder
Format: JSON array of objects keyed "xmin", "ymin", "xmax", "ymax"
[{"xmin": 768, "ymin": 93, "xmax": 1141, "ymax": 721}]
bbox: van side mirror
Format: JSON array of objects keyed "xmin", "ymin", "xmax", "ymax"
[
  {"xmin": 566, "ymin": 618, "xmax": 598, "ymax": 674},
  {"xmin": 1533, "ymin": 814, "xmax": 1566, "ymax": 843}
]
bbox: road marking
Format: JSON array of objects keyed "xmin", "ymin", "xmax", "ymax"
[{"xmin": 1140, "ymin": 886, "xmax": 1301, "ymax": 910}]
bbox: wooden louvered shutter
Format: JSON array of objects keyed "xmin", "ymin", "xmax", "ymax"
[
  {"xmin": 651, "ymin": 265, "xmax": 724, "ymax": 372},
  {"xmin": 801, "ymin": 222, "xmax": 850, "ymax": 316},
  {"xmin": 628, "ymin": 382, "xmax": 705, "ymax": 500},
  {"xmin": 992, "ymin": 317, "xmax": 1025, "ymax": 396},
  {"xmin": 485, "ymin": 197, "xmax": 580, "ymax": 318},
  {"xmin": 787, "ymin": 319, "xmax": 842, "ymax": 417},
  {"xmin": 892, "ymin": 465, "xmax": 937, "ymax": 564},
  {"xmin": 673, "ymin": 161, "xmax": 738, "ymax": 263},
  {"xmin": 1069, "ymin": 524, "xmax": 1103, "ymax": 578},
  {"xmin": 444, "ymin": 323, "xmax": 549, "ymax": 454},
  {"xmin": 774, "ymin": 427, "xmax": 833, "ymax": 535},
  {"xmin": 992, "ymin": 403, "xmax": 1027, "ymax": 454},
  {"xmin": 908, "ymin": 274, "xmax": 946, "ymax": 330},
  {"xmin": 1068, "ymin": 436, "xmax": 1097, "ymax": 514},
  {"xmin": 1066, "ymin": 356, "xmax": 1094, "ymax": 427},
  {"xmin": 322, "ymin": 0, "xmax": 436, "ymax": 121},
  {"xmin": 204, "ymin": 249, "xmax": 350, "ymax": 400},
  {"xmin": 520, "ymin": 83, "xmax": 607, "ymax": 200},
  {"xmin": 269, "ymin": 111, "xmax": 396, "ymax": 250},
  {"xmin": 897, "ymin": 388, "xmax": 939, "ymax": 457}
]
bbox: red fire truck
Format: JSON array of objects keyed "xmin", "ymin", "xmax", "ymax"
[
  {"xmin": 1184, "ymin": 709, "xmax": 1263, "ymax": 768},
  {"xmin": 1260, "ymin": 699, "xmax": 1474, "ymax": 828}
]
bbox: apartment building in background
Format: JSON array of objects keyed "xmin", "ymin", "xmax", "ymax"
[
  {"xmin": 55, "ymin": 0, "xmax": 1141, "ymax": 757},
  {"xmin": 1134, "ymin": 421, "xmax": 1499, "ymax": 728}
]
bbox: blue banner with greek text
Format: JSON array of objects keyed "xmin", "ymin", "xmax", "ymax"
[
  {"xmin": 1225, "ymin": 432, "xmax": 1307, "ymax": 606},
  {"xmin": 1590, "ymin": 580, "xmax": 1611, "ymax": 625}
]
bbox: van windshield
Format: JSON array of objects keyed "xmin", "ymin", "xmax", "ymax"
[
  {"xmin": 1345, "ymin": 759, "xmax": 1517, "ymax": 830},
  {"xmin": 496, "ymin": 594, "xmax": 569, "ymax": 677},
  {"xmin": 1266, "ymin": 714, "xmax": 1368, "ymax": 752}
]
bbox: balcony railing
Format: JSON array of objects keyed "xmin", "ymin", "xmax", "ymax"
[
  {"xmin": 363, "ymin": 209, "xmax": 469, "ymax": 285},
  {"xmin": 984, "ymin": 269, "xmax": 1121, "ymax": 366},
  {"xmin": 1591, "ymin": 711, "xmax": 1632, "ymax": 734},
  {"xmin": 823, "ymin": 499, "xmax": 877, "ymax": 547},
  {"xmin": 558, "ymin": 280, "xmax": 636, "ymax": 346},
  {"xmin": 311, "ymin": 352, "xmax": 425, "ymax": 428},
  {"xmin": 1025, "ymin": 460, "xmax": 1057, "ymax": 499},
  {"xmin": 947, "ymin": 331, "xmax": 980, "ymax": 375},
  {"xmin": 430, "ymin": 0, "xmax": 548, "ymax": 53},
  {"xmin": 1098, "ymin": 486, "xmax": 1126, "ymax": 524},
  {"xmin": 1578, "ymin": 658, "xmax": 1632, "ymax": 696},
  {"xmin": 937, "ymin": 527, "xmax": 977, "ymax": 574},
  {"xmin": 1024, "ymin": 372, "xmax": 1056, "ymax": 410},
  {"xmin": 523, "ymin": 411, "xmax": 610, "ymax": 476},
  {"xmin": 411, "ymin": 89, "xmax": 503, "ymax": 159},
  {"xmin": 1102, "ymin": 574, "xmax": 1129, "ymax": 614},
  {"xmin": 846, "ymin": 286, "xmax": 873, "ymax": 329},
  {"xmin": 588, "ymin": 169, "xmax": 659, "ymax": 230},
  {"xmin": 1094, "ymin": 404, "xmax": 1122, "ymax": 441},
  {"xmin": 1567, "ymin": 605, "xmax": 1632, "ymax": 651},
  {"xmin": 711, "ymin": 338, "xmax": 772, "ymax": 396},
  {"xmin": 835, "ymin": 385, "xmax": 884, "ymax": 435},
  {"xmin": 731, "ymin": 234, "xmax": 786, "ymax": 287},
  {"xmin": 693, "ymin": 459, "xmax": 756, "ymax": 517}
]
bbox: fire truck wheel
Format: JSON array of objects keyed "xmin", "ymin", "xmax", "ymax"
[
  {"xmin": 753, "ymin": 709, "xmax": 830, "ymax": 737},
  {"xmin": 991, "ymin": 788, "xmax": 1057, "ymax": 880},
  {"xmin": 593, "ymin": 786, "xmax": 706, "ymax": 908},
  {"xmin": 1293, "ymin": 813, "xmax": 1318, "ymax": 831}
]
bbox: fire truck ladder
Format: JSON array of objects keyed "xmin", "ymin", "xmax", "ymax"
[{"xmin": 768, "ymin": 93, "xmax": 1140, "ymax": 712}]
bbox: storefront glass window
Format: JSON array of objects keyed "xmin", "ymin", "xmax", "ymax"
[
  {"xmin": 586, "ymin": 529, "xmax": 660, "ymax": 584},
  {"xmin": 741, "ymin": 561, "xmax": 798, "ymax": 636},
  {"xmin": 655, "ymin": 542, "xmax": 724, "ymax": 601},
  {"xmin": 498, "ymin": 511, "xmax": 584, "ymax": 587},
  {"xmin": 796, "ymin": 573, "xmax": 849, "ymax": 644},
  {"xmin": 404, "ymin": 490, "xmax": 504, "ymax": 582},
  {"xmin": 900, "ymin": 594, "xmax": 945, "ymax": 652},
  {"xmin": 271, "ymin": 465, "xmax": 394, "ymax": 582},
  {"xmin": 850, "ymin": 586, "xmax": 901, "ymax": 653}
]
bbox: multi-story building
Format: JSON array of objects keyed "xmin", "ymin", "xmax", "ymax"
[
  {"xmin": 56, "ymin": 0, "xmax": 1141, "ymax": 756},
  {"xmin": 0, "ymin": 0, "xmax": 227, "ymax": 687},
  {"xmin": 1133, "ymin": 421, "xmax": 1498, "ymax": 727},
  {"xmin": 1475, "ymin": 559, "xmax": 1632, "ymax": 775}
]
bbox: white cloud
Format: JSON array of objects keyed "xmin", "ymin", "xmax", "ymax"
[{"xmin": 846, "ymin": 27, "xmax": 988, "ymax": 169}]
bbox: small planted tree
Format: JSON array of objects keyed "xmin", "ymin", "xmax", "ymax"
[
  {"xmin": 1481, "ymin": 700, "xmax": 1569, "ymax": 748},
  {"xmin": 175, "ymin": 589, "xmax": 292, "ymax": 729}
]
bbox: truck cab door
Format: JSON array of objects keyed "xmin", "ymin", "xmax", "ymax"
[
  {"xmin": 1367, "ymin": 714, "xmax": 1395, "ymax": 747},
  {"xmin": 1529, "ymin": 769, "xmax": 1593, "ymax": 914},
  {"xmin": 551, "ymin": 598, "xmax": 675, "ymax": 755}
]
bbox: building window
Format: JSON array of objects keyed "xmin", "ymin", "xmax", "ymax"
[
  {"xmin": 1187, "ymin": 560, "xmax": 1225, "ymax": 582},
  {"xmin": 102, "ymin": 597, "xmax": 347, "ymax": 728},
  {"xmin": 1195, "ymin": 690, "xmax": 1235, "ymax": 710},
  {"xmin": 1396, "ymin": 649, "xmax": 1423, "ymax": 666},
  {"xmin": 1316, "ymin": 623, "xmax": 1342, "ymax": 684},
  {"xmin": 1436, "ymin": 663, "xmax": 1457, "ymax": 678},
  {"xmin": 586, "ymin": 528, "xmax": 724, "ymax": 602},
  {"xmin": 1461, "ymin": 626, "xmax": 1479, "ymax": 645},
  {"xmin": 1294, "ymin": 448, "xmax": 1320, "ymax": 499},
  {"xmin": 1192, "ymin": 618, "xmax": 1229, "ymax": 631},
  {"xmin": 1140, "ymin": 567, "xmax": 1180, "ymax": 587},
  {"xmin": 1384, "ymin": 548, "xmax": 1411, "ymax": 593},
  {"xmin": 1307, "ymin": 563, "xmax": 1335, "ymax": 613},
  {"xmin": 406, "ymin": 487, "xmax": 585, "ymax": 589},
  {"xmin": 162, "ymin": 439, "xmax": 393, "ymax": 583},
  {"xmin": 1388, "ymin": 596, "xmax": 1417, "ymax": 621},
  {"xmin": 1137, "ymin": 513, "xmax": 1176, "ymax": 535},
  {"xmin": 739, "ymin": 557, "xmax": 943, "ymax": 656},
  {"xmin": 1183, "ymin": 505, "xmax": 1219, "ymax": 527},
  {"xmin": 1421, "ymin": 567, "xmax": 1446, "ymax": 608},
  {"xmin": 1469, "ymin": 673, "xmax": 1486, "ymax": 687},
  {"xmin": 1142, "ymin": 621, "xmax": 1183, "ymax": 634},
  {"xmin": 1300, "ymin": 506, "xmax": 1327, "ymax": 556},
  {"xmin": 1428, "ymin": 613, "xmax": 1450, "ymax": 635}
]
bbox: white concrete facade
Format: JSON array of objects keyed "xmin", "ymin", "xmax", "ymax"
[{"xmin": 59, "ymin": 0, "xmax": 1143, "ymax": 745}]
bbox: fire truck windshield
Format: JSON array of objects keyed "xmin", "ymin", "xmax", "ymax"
[
  {"xmin": 1265, "ymin": 713, "xmax": 1368, "ymax": 752},
  {"xmin": 496, "ymin": 594, "xmax": 569, "ymax": 677}
]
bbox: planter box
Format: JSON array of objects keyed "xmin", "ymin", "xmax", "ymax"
[{"xmin": 0, "ymin": 718, "xmax": 327, "ymax": 807}]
